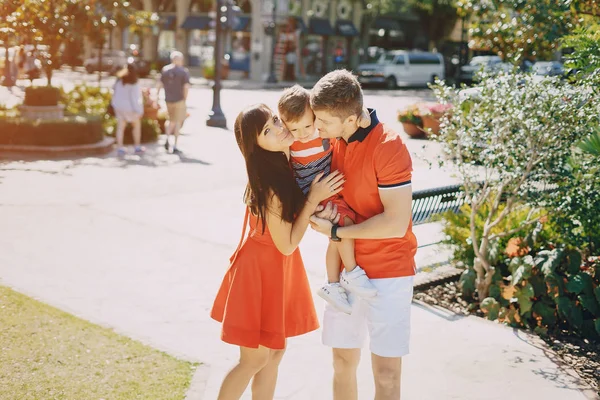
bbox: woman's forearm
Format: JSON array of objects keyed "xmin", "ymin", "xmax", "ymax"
[{"xmin": 288, "ymin": 198, "xmax": 319, "ymax": 250}]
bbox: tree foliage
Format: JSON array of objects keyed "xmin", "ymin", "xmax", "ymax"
[
  {"xmin": 458, "ymin": 0, "xmax": 596, "ymax": 63},
  {"xmin": 432, "ymin": 72, "xmax": 598, "ymax": 298},
  {"xmin": 405, "ymin": 0, "xmax": 460, "ymax": 49}
]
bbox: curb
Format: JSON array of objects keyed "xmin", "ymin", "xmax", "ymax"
[
  {"xmin": 414, "ymin": 264, "xmax": 463, "ymax": 290},
  {"xmin": 185, "ymin": 363, "xmax": 211, "ymax": 400},
  {"xmin": 0, "ymin": 137, "xmax": 115, "ymax": 159}
]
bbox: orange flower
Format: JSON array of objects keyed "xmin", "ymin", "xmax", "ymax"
[
  {"xmin": 505, "ymin": 237, "xmax": 530, "ymax": 257},
  {"xmin": 538, "ymin": 215, "xmax": 549, "ymax": 224}
]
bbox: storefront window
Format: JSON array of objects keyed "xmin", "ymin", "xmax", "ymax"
[
  {"xmin": 188, "ymin": 29, "xmax": 215, "ymax": 67},
  {"xmin": 303, "ymin": 36, "xmax": 323, "ymax": 77}
]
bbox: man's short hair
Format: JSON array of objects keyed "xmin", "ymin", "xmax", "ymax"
[
  {"xmin": 278, "ymin": 84, "xmax": 311, "ymax": 122},
  {"xmin": 170, "ymin": 50, "xmax": 184, "ymax": 62},
  {"xmin": 310, "ymin": 69, "xmax": 363, "ymax": 120}
]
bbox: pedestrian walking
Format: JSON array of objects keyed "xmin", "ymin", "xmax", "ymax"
[
  {"xmin": 111, "ymin": 63, "xmax": 144, "ymax": 156},
  {"xmin": 157, "ymin": 50, "xmax": 190, "ymax": 154}
]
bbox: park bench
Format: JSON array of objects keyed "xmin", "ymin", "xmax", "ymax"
[{"xmin": 411, "ymin": 184, "xmax": 467, "ymax": 226}]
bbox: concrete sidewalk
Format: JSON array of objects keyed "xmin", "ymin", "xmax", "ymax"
[{"xmin": 0, "ymin": 89, "xmax": 596, "ymax": 399}]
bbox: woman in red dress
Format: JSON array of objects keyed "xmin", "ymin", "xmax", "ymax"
[{"xmin": 211, "ymin": 104, "xmax": 344, "ymax": 399}]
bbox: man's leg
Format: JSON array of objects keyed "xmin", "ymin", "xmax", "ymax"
[
  {"xmin": 173, "ymin": 121, "xmax": 182, "ymax": 149},
  {"xmin": 164, "ymin": 120, "xmax": 174, "ymax": 151},
  {"xmin": 366, "ymin": 276, "xmax": 413, "ymax": 400},
  {"xmin": 332, "ymin": 348, "xmax": 361, "ymax": 400},
  {"xmin": 371, "ymin": 354, "xmax": 402, "ymax": 400}
]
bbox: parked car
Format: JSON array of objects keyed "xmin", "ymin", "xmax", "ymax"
[
  {"xmin": 459, "ymin": 55, "xmax": 512, "ymax": 84},
  {"xmin": 357, "ymin": 50, "xmax": 445, "ymax": 89},
  {"xmin": 84, "ymin": 49, "xmax": 128, "ymax": 74},
  {"xmin": 532, "ymin": 61, "xmax": 564, "ymax": 77}
]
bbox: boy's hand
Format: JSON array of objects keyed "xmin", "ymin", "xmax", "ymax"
[
  {"xmin": 313, "ymin": 201, "xmax": 340, "ymax": 224},
  {"xmin": 309, "ymin": 215, "xmax": 334, "ymax": 236}
]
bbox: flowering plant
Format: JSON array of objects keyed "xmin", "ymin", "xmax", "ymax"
[
  {"xmin": 416, "ymin": 102, "xmax": 453, "ymax": 118},
  {"xmin": 397, "ymin": 104, "xmax": 423, "ymax": 125}
]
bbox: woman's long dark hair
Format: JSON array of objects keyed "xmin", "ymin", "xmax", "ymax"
[
  {"xmin": 234, "ymin": 104, "xmax": 305, "ymax": 232},
  {"xmin": 121, "ymin": 63, "xmax": 138, "ymax": 85}
]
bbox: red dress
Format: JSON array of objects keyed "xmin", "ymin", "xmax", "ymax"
[{"xmin": 211, "ymin": 209, "xmax": 319, "ymax": 349}]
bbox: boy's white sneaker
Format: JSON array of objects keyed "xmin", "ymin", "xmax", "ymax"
[
  {"xmin": 340, "ymin": 266, "xmax": 378, "ymax": 298},
  {"xmin": 318, "ymin": 283, "xmax": 353, "ymax": 314}
]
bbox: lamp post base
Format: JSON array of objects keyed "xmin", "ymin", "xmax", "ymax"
[
  {"xmin": 206, "ymin": 110, "xmax": 227, "ymax": 128},
  {"xmin": 266, "ymin": 73, "xmax": 278, "ymax": 84}
]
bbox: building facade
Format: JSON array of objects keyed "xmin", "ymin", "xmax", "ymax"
[{"xmin": 140, "ymin": 0, "xmax": 366, "ymax": 81}]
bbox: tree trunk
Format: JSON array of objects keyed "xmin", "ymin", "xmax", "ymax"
[
  {"xmin": 474, "ymin": 257, "xmax": 495, "ymax": 299},
  {"xmin": 46, "ymin": 67, "xmax": 53, "ymax": 87}
]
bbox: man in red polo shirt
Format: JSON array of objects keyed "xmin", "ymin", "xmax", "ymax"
[{"xmin": 309, "ymin": 69, "xmax": 417, "ymax": 400}]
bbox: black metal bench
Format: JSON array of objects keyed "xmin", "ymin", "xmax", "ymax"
[{"xmin": 411, "ymin": 184, "xmax": 467, "ymax": 226}]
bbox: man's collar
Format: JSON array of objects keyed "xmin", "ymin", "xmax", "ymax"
[{"xmin": 347, "ymin": 109, "xmax": 378, "ymax": 143}]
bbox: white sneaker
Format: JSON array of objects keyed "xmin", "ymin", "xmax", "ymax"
[
  {"xmin": 340, "ymin": 266, "xmax": 378, "ymax": 298},
  {"xmin": 317, "ymin": 283, "xmax": 353, "ymax": 314}
]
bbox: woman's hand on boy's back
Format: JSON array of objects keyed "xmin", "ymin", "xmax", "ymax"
[{"xmin": 307, "ymin": 171, "xmax": 344, "ymax": 205}]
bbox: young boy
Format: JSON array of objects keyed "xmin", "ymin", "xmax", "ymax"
[{"xmin": 278, "ymin": 85, "xmax": 377, "ymax": 314}]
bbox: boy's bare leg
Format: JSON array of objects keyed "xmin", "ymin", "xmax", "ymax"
[
  {"xmin": 336, "ymin": 217, "xmax": 378, "ymax": 298},
  {"xmin": 325, "ymin": 242, "xmax": 342, "ymax": 283},
  {"xmin": 335, "ymin": 217, "xmax": 357, "ymax": 273}
]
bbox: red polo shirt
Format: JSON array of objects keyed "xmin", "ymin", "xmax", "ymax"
[{"xmin": 332, "ymin": 109, "xmax": 417, "ymax": 279}]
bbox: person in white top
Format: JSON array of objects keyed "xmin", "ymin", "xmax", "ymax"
[{"xmin": 111, "ymin": 63, "xmax": 144, "ymax": 155}]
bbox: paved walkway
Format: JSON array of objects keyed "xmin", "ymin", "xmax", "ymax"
[{"xmin": 0, "ymin": 86, "xmax": 597, "ymax": 399}]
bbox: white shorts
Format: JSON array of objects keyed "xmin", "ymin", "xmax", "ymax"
[{"xmin": 322, "ymin": 275, "xmax": 414, "ymax": 358}]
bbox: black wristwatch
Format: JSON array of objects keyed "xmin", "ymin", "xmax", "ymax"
[{"xmin": 330, "ymin": 224, "xmax": 342, "ymax": 242}]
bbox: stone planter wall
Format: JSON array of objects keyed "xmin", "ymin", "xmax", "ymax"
[{"xmin": 19, "ymin": 105, "xmax": 65, "ymax": 120}]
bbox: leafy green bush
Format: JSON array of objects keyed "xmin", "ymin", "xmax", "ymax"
[
  {"xmin": 446, "ymin": 209, "xmax": 600, "ymax": 339},
  {"xmin": 24, "ymin": 86, "xmax": 62, "ymax": 107},
  {"xmin": 0, "ymin": 116, "xmax": 104, "ymax": 146},
  {"xmin": 105, "ymin": 118, "xmax": 160, "ymax": 144},
  {"xmin": 62, "ymin": 84, "xmax": 112, "ymax": 117},
  {"xmin": 484, "ymin": 247, "xmax": 600, "ymax": 340}
]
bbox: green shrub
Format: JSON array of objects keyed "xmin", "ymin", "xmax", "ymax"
[
  {"xmin": 491, "ymin": 248, "xmax": 600, "ymax": 340},
  {"xmin": 62, "ymin": 84, "xmax": 112, "ymax": 117},
  {"xmin": 24, "ymin": 86, "xmax": 62, "ymax": 107},
  {"xmin": 105, "ymin": 118, "xmax": 160, "ymax": 144},
  {"xmin": 0, "ymin": 116, "xmax": 104, "ymax": 146}
]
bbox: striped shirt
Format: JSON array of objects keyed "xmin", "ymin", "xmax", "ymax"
[{"xmin": 290, "ymin": 133, "xmax": 334, "ymax": 195}]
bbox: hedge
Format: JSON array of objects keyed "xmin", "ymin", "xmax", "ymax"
[
  {"xmin": 0, "ymin": 116, "xmax": 104, "ymax": 146},
  {"xmin": 23, "ymin": 86, "xmax": 62, "ymax": 107}
]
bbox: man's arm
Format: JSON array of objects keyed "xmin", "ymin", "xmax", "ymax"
[
  {"xmin": 183, "ymin": 83, "xmax": 190, "ymax": 101},
  {"xmin": 311, "ymin": 185, "xmax": 412, "ymax": 240},
  {"xmin": 340, "ymin": 186, "xmax": 411, "ymax": 239}
]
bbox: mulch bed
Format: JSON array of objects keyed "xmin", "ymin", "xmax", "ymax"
[{"xmin": 414, "ymin": 279, "xmax": 600, "ymax": 395}]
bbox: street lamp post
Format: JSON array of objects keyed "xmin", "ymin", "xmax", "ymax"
[
  {"xmin": 207, "ymin": 0, "xmax": 227, "ymax": 128},
  {"xmin": 266, "ymin": 1, "xmax": 278, "ymax": 83}
]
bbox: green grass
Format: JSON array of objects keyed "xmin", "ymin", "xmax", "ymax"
[{"xmin": 0, "ymin": 286, "xmax": 197, "ymax": 400}]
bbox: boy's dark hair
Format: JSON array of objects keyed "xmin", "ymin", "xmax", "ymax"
[{"xmin": 278, "ymin": 84, "xmax": 311, "ymax": 122}]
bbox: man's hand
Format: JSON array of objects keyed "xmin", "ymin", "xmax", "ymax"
[
  {"xmin": 313, "ymin": 201, "xmax": 340, "ymax": 223},
  {"xmin": 309, "ymin": 215, "xmax": 334, "ymax": 236}
]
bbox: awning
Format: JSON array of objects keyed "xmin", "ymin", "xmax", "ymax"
[
  {"xmin": 159, "ymin": 15, "xmax": 176, "ymax": 31},
  {"xmin": 180, "ymin": 15, "xmax": 211, "ymax": 30},
  {"xmin": 372, "ymin": 17, "xmax": 401, "ymax": 31},
  {"xmin": 308, "ymin": 18, "xmax": 335, "ymax": 36},
  {"xmin": 336, "ymin": 20, "xmax": 359, "ymax": 37},
  {"xmin": 232, "ymin": 16, "xmax": 251, "ymax": 32},
  {"xmin": 290, "ymin": 16, "xmax": 307, "ymax": 33}
]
